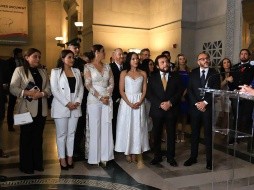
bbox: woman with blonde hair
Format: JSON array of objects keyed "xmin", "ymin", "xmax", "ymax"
[{"xmin": 175, "ymin": 53, "xmax": 190, "ymax": 143}]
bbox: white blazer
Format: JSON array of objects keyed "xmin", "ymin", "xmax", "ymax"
[{"xmin": 50, "ymin": 67, "xmax": 84, "ymax": 118}]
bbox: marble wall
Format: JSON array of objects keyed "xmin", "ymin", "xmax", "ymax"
[
  {"xmin": 84, "ymin": 0, "xmax": 184, "ymax": 61},
  {"xmin": 0, "ymin": 0, "xmax": 245, "ymax": 70},
  {"xmin": 0, "ymin": 0, "xmax": 63, "ymax": 73}
]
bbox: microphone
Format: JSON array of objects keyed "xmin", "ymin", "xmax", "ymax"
[
  {"xmin": 205, "ymin": 70, "xmax": 242, "ymax": 88},
  {"xmin": 199, "ymin": 70, "xmax": 238, "ymax": 97}
]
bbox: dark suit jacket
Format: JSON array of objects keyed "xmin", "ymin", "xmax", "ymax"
[
  {"xmin": 228, "ymin": 62, "xmax": 254, "ymax": 90},
  {"xmin": 6, "ymin": 57, "xmax": 24, "ymax": 84},
  {"xmin": 110, "ymin": 62, "xmax": 121, "ymax": 103},
  {"xmin": 73, "ymin": 57, "xmax": 88, "ymax": 102},
  {"xmin": 147, "ymin": 71, "xmax": 183, "ymax": 118},
  {"xmin": 188, "ymin": 67, "xmax": 220, "ymax": 107},
  {"xmin": 0, "ymin": 59, "xmax": 11, "ymax": 119}
]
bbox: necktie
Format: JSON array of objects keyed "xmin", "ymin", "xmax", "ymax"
[
  {"xmin": 162, "ymin": 73, "xmax": 167, "ymax": 90},
  {"xmin": 240, "ymin": 67, "xmax": 245, "ymax": 73},
  {"xmin": 119, "ymin": 65, "xmax": 123, "ymax": 71},
  {"xmin": 201, "ymin": 70, "xmax": 206, "ymax": 87}
]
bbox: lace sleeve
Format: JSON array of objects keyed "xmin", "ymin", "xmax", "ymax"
[
  {"xmin": 84, "ymin": 64, "xmax": 101, "ymax": 99},
  {"xmin": 106, "ymin": 66, "xmax": 114, "ymax": 96}
]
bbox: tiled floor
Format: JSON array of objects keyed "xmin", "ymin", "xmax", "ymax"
[{"xmin": 0, "ymin": 118, "xmax": 254, "ymax": 190}]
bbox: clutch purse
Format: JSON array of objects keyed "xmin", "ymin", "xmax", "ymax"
[{"xmin": 14, "ymin": 112, "xmax": 33, "ymax": 125}]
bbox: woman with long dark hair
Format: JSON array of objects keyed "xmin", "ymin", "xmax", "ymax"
[
  {"xmin": 10, "ymin": 48, "xmax": 51, "ymax": 174},
  {"xmin": 115, "ymin": 52, "xmax": 149, "ymax": 168},
  {"xmin": 219, "ymin": 58, "xmax": 233, "ymax": 89},
  {"xmin": 84, "ymin": 44, "xmax": 114, "ymax": 166},
  {"xmin": 50, "ymin": 49, "xmax": 84, "ymax": 170},
  {"xmin": 216, "ymin": 58, "xmax": 233, "ymax": 130}
]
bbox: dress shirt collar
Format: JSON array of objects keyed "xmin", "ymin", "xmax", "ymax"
[
  {"xmin": 115, "ymin": 62, "xmax": 122, "ymax": 70},
  {"xmin": 160, "ymin": 71, "xmax": 169, "ymax": 79},
  {"xmin": 200, "ymin": 68, "xmax": 209, "ymax": 76}
]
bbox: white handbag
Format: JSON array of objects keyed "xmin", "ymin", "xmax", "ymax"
[{"xmin": 14, "ymin": 112, "xmax": 33, "ymax": 125}]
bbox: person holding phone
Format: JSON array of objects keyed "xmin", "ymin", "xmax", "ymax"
[{"xmin": 10, "ymin": 48, "xmax": 51, "ymax": 174}]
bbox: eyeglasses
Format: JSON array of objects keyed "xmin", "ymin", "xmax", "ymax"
[{"xmin": 198, "ymin": 58, "xmax": 210, "ymax": 61}]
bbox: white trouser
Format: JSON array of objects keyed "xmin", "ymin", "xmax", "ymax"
[
  {"xmin": 55, "ymin": 117, "xmax": 79, "ymax": 158},
  {"xmin": 87, "ymin": 102, "xmax": 114, "ymax": 164}
]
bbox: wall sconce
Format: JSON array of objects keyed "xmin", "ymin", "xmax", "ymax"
[
  {"xmin": 128, "ymin": 48, "xmax": 141, "ymax": 54},
  {"xmin": 55, "ymin": 37, "xmax": 65, "ymax": 47},
  {"xmin": 74, "ymin": 21, "xmax": 83, "ymax": 35}
]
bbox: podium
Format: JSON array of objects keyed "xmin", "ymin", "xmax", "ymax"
[{"xmin": 200, "ymin": 88, "xmax": 254, "ymax": 187}]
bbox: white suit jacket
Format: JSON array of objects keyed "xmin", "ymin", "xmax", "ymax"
[{"xmin": 50, "ymin": 68, "xmax": 84, "ymax": 118}]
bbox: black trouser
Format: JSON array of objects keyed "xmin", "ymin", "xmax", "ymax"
[
  {"xmin": 231, "ymin": 99, "xmax": 254, "ymax": 150},
  {"xmin": 190, "ymin": 106, "xmax": 212, "ymax": 163},
  {"xmin": 152, "ymin": 115, "xmax": 177, "ymax": 160},
  {"xmin": 7, "ymin": 93, "xmax": 17, "ymax": 128},
  {"xmin": 19, "ymin": 115, "xmax": 46, "ymax": 171},
  {"xmin": 112, "ymin": 101, "xmax": 120, "ymax": 144},
  {"xmin": 74, "ymin": 97, "xmax": 87, "ymax": 157},
  {"xmin": 0, "ymin": 94, "xmax": 5, "ymax": 122},
  {"xmin": 231, "ymin": 99, "xmax": 253, "ymax": 134}
]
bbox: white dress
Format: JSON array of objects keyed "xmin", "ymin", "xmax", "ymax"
[{"xmin": 115, "ymin": 75, "xmax": 150, "ymax": 155}]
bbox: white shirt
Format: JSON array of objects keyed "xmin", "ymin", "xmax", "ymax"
[
  {"xmin": 200, "ymin": 68, "xmax": 208, "ymax": 78},
  {"xmin": 115, "ymin": 62, "xmax": 122, "ymax": 71},
  {"xmin": 160, "ymin": 71, "xmax": 169, "ymax": 82}
]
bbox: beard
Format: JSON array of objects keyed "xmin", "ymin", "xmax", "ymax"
[
  {"xmin": 240, "ymin": 57, "xmax": 249, "ymax": 63},
  {"xmin": 199, "ymin": 62, "xmax": 210, "ymax": 68},
  {"xmin": 158, "ymin": 67, "xmax": 169, "ymax": 73}
]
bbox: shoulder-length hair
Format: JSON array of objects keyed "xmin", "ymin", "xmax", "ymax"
[
  {"xmin": 175, "ymin": 53, "xmax": 190, "ymax": 72},
  {"xmin": 56, "ymin": 49, "xmax": 74, "ymax": 75},
  {"xmin": 125, "ymin": 52, "xmax": 139, "ymax": 73},
  {"xmin": 219, "ymin": 58, "xmax": 232, "ymax": 79},
  {"xmin": 140, "ymin": 58, "xmax": 154, "ymax": 76},
  {"xmin": 23, "ymin": 48, "xmax": 41, "ymax": 77}
]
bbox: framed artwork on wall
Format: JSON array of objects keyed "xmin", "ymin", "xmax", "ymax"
[{"xmin": 0, "ymin": 0, "xmax": 28, "ymax": 44}]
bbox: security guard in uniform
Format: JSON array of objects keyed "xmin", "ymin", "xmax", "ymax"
[{"xmin": 66, "ymin": 38, "xmax": 88, "ymax": 160}]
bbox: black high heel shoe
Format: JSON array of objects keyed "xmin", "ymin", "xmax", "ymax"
[
  {"xmin": 59, "ymin": 159, "xmax": 68, "ymax": 170},
  {"xmin": 67, "ymin": 163, "xmax": 74, "ymax": 169},
  {"xmin": 60, "ymin": 164, "xmax": 68, "ymax": 170},
  {"xmin": 67, "ymin": 156, "xmax": 74, "ymax": 169}
]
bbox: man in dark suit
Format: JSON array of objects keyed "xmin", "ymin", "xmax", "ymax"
[
  {"xmin": 110, "ymin": 48, "xmax": 124, "ymax": 143},
  {"xmin": 0, "ymin": 58, "xmax": 9, "ymax": 159},
  {"xmin": 161, "ymin": 50, "xmax": 175, "ymax": 72},
  {"xmin": 6, "ymin": 48, "xmax": 24, "ymax": 132},
  {"xmin": 67, "ymin": 38, "xmax": 89, "ymax": 159},
  {"xmin": 147, "ymin": 54, "xmax": 183, "ymax": 166},
  {"xmin": 184, "ymin": 52, "xmax": 220, "ymax": 170},
  {"xmin": 139, "ymin": 48, "xmax": 151, "ymax": 66},
  {"xmin": 228, "ymin": 49, "xmax": 254, "ymax": 149}
]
